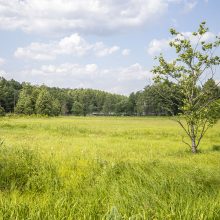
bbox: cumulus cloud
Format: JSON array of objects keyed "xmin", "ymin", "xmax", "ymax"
[
  {"xmin": 0, "ymin": 0, "xmax": 182, "ymax": 34},
  {"xmin": 14, "ymin": 33, "xmax": 120, "ymax": 60},
  {"xmin": 147, "ymin": 31, "xmax": 216, "ymax": 55},
  {"xmin": 92, "ymin": 43, "xmax": 120, "ymax": 57},
  {"xmin": 148, "ymin": 39, "xmax": 170, "ymax": 55},
  {"xmin": 9, "ymin": 63, "xmax": 150, "ymax": 94}
]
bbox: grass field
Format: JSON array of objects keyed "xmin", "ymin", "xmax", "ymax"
[{"xmin": 0, "ymin": 116, "xmax": 220, "ymax": 219}]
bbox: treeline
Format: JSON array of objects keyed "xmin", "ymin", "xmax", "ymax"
[
  {"xmin": 0, "ymin": 77, "xmax": 130, "ymax": 116},
  {"xmin": 0, "ymin": 77, "xmax": 219, "ymax": 116}
]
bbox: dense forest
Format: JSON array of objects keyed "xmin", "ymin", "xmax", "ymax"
[{"xmin": 0, "ymin": 76, "xmax": 219, "ymax": 116}]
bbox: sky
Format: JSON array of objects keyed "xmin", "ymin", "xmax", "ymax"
[{"xmin": 0, "ymin": 0, "xmax": 220, "ymax": 95}]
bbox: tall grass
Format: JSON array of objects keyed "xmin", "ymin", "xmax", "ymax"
[{"xmin": 0, "ymin": 116, "xmax": 220, "ymax": 219}]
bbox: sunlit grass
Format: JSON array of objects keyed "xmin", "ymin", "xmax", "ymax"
[{"xmin": 0, "ymin": 116, "xmax": 220, "ymax": 219}]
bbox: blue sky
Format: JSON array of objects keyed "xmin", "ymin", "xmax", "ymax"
[{"xmin": 0, "ymin": 0, "xmax": 219, "ymax": 95}]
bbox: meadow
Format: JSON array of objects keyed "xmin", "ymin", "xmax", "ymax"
[{"xmin": 0, "ymin": 116, "xmax": 220, "ymax": 219}]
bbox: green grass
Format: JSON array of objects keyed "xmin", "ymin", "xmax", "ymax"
[{"xmin": 0, "ymin": 116, "xmax": 220, "ymax": 219}]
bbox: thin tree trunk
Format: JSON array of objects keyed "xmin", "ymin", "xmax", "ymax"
[
  {"xmin": 191, "ymin": 137, "xmax": 197, "ymax": 153},
  {"xmin": 190, "ymin": 123, "xmax": 197, "ymax": 153}
]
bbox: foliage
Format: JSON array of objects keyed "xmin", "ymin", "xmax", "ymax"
[
  {"xmin": 1, "ymin": 76, "xmax": 219, "ymax": 117},
  {"xmin": 0, "ymin": 77, "xmax": 21, "ymax": 113},
  {"xmin": 151, "ymin": 22, "xmax": 220, "ymax": 153},
  {"xmin": 52, "ymin": 98, "xmax": 61, "ymax": 116},
  {"xmin": 1, "ymin": 77, "xmax": 134, "ymax": 116},
  {"xmin": 15, "ymin": 84, "xmax": 35, "ymax": 115},
  {"xmin": 71, "ymin": 101, "xmax": 83, "ymax": 116},
  {"xmin": 35, "ymin": 88, "xmax": 55, "ymax": 116}
]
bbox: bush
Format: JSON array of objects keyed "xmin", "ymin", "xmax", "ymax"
[{"xmin": 0, "ymin": 146, "xmax": 61, "ymax": 192}]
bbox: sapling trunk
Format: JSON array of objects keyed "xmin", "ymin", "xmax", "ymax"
[
  {"xmin": 191, "ymin": 138, "xmax": 197, "ymax": 153},
  {"xmin": 190, "ymin": 122, "xmax": 198, "ymax": 153}
]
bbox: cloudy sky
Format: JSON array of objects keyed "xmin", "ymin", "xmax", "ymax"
[{"xmin": 0, "ymin": 0, "xmax": 220, "ymax": 95}]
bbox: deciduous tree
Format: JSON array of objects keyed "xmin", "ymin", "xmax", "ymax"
[{"xmin": 152, "ymin": 22, "xmax": 220, "ymax": 153}]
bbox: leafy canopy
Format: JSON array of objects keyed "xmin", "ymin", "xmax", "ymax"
[{"xmin": 151, "ymin": 22, "xmax": 220, "ymax": 152}]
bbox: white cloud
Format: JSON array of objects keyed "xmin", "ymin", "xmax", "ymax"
[
  {"xmin": 0, "ymin": 57, "xmax": 5, "ymax": 66},
  {"xmin": 122, "ymin": 49, "xmax": 131, "ymax": 56},
  {"xmin": 9, "ymin": 63, "xmax": 150, "ymax": 95},
  {"xmin": 147, "ymin": 31, "xmax": 216, "ymax": 55},
  {"xmin": 57, "ymin": 34, "xmax": 91, "ymax": 56},
  {"xmin": 14, "ymin": 33, "xmax": 120, "ymax": 60},
  {"xmin": 183, "ymin": 0, "xmax": 197, "ymax": 12},
  {"xmin": 92, "ymin": 43, "xmax": 120, "ymax": 57},
  {"xmin": 15, "ymin": 42, "xmax": 56, "ymax": 61},
  {"xmin": 85, "ymin": 64, "xmax": 98, "ymax": 73},
  {"xmin": 117, "ymin": 63, "xmax": 147, "ymax": 81},
  {"xmin": 0, "ymin": 0, "xmax": 182, "ymax": 34},
  {"xmin": 147, "ymin": 39, "xmax": 170, "ymax": 55}
]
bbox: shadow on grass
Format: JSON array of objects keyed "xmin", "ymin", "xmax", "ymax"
[{"xmin": 212, "ymin": 145, "xmax": 220, "ymax": 152}]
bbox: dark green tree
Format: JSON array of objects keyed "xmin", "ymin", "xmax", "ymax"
[
  {"xmin": 0, "ymin": 77, "xmax": 22, "ymax": 113},
  {"xmin": 71, "ymin": 101, "xmax": 83, "ymax": 116},
  {"xmin": 102, "ymin": 95, "xmax": 115, "ymax": 115}
]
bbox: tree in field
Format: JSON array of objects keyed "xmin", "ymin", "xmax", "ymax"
[
  {"xmin": 35, "ymin": 89, "xmax": 54, "ymax": 116},
  {"xmin": 15, "ymin": 84, "xmax": 35, "ymax": 115},
  {"xmin": 151, "ymin": 22, "xmax": 220, "ymax": 153}
]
